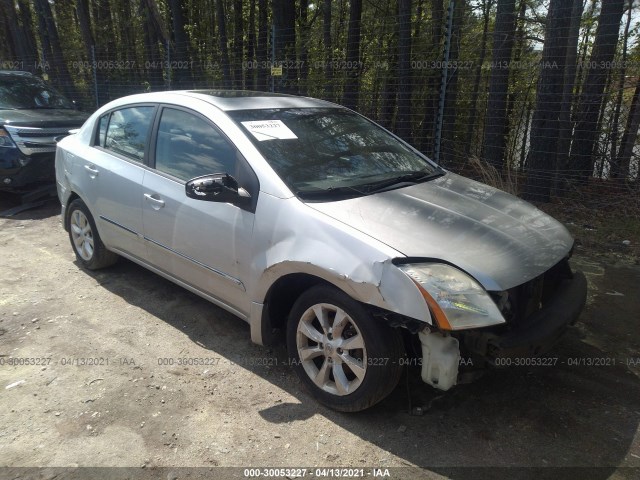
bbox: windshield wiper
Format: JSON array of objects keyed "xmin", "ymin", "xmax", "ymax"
[
  {"xmin": 295, "ymin": 184, "xmax": 366, "ymax": 201},
  {"xmin": 358, "ymin": 169, "xmax": 445, "ymax": 194}
]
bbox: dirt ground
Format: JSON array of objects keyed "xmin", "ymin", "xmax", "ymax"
[{"xmin": 1, "ymin": 193, "xmax": 639, "ymax": 480}]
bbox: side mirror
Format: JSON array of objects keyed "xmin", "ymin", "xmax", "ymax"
[{"xmin": 185, "ymin": 173, "xmax": 251, "ymax": 203}]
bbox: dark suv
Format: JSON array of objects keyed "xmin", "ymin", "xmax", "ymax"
[{"xmin": 0, "ymin": 71, "xmax": 88, "ymax": 190}]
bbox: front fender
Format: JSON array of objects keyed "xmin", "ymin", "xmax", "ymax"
[{"xmin": 248, "ymin": 195, "xmax": 433, "ymax": 344}]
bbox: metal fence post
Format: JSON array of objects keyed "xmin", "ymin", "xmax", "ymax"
[
  {"xmin": 271, "ymin": 24, "xmax": 276, "ymax": 93},
  {"xmin": 434, "ymin": 0, "xmax": 455, "ymax": 165},
  {"xmin": 91, "ymin": 45, "xmax": 98, "ymax": 108},
  {"xmin": 166, "ymin": 40, "xmax": 171, "ymax": 89}
]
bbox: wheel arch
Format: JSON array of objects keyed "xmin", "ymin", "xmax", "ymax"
[
  {"xmin": 257, "ymin": 272, "xmax": 342, "ymax": 346},
  {"xmin": 63, "ymin": 191, "xmax": 82, "ymax": 231},
  {"xmin": 251, "ymin": 257, "xmax": 432, "ymax": 346}
]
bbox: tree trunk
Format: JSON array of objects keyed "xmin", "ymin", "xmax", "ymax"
[
  {"xmin": 524, "ymin": 0, "xmax": 573, "ymax": 203},
  {"xmin": 216, "ymin": 0, "xmax": 232, "ymax": 88},
  {"xmin": 33, "ymin": 0, "xmax": 78, "ymax": 100},
  {"xmin": 233, "ymin": 0, "xmax": 244, "ymax": 88},
  {"xmin": 1, "ymin": 0, "xmax": 38, "ymax": 63},
  {"xmin": 139, "ymin": 0, "xmax": 165, "ymax": 89},
  {"xmin": 395, "ymin": 0, "xmax": 412, "ymax": 141},
  {"xmin": 440, "ymin": 0, "xmax": 465, "ymax": 166},
  {"xmin": 247, "ymin": 0, "xmax": 256, "ymax": 90},
  {"xmin": 615, "ymin": 76, "xmax": 640, "ymax": 180},
  {"xmin": 570, "ymin": 0, "xmax": 625, "ymax": 183},
  {"xmin": 554, "ymin": 0, "xmax": 584, "ymax": 192},
  {"xmin": 323, "ymin": 0, "xmax": 333, "ymax": 100},
  {"xmin": 418, "ymin": 0, "xmax": 443, "ymax": 155},
  {"xmin": 341, "ymin": 0, "xmax": 362, "ymax": 110},
  {"xmin": 298, "ymin": 0, "xmax": 310, "ymax": 95},
  {"xmin": 482, "ymin": 0, "xmax": 517, "ymax": 172},
  {"xmin": 75, "ymin": 0, "xmax": 94, "ymax": 63},
  {"xmin": 574, "ymin": 0, "xmax": 598, "ymax": 104},
  {"xmin": 464, "ymin": 0, "xmax": 493, "ymax": 158},
  {"xmin": 167, "ymin": 0, "xmax": 192, "ymax": 87},
  {"xmin": 380, "ymin": 5, "xmax": 398, "ymax": 130},
  {"xmin": 610, "ymin": 1, "xmax": 633, "ymax": 179},
  {"xmin": 257, "ymin": 0, "xmax": 268, "ymax": 91},
  {"xmin": 0, "ymin": 0, "xmax": 25, "ymax": 60},
  {"xmin": 273, "ymin": 0, "xmax": 297, "ymax": 93}
]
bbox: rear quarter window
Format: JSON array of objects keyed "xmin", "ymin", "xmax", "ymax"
[{"xmin": 95, "ymin": 114, "xmax": 109, "ymax": 147}]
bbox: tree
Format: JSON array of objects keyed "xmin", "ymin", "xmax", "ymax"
[
  {"xmin": 167, "ymin": 0, "xmax": 193, "ymax": 87},
  {"xmin": 418, "ymin": 0, "xmax": 443, "ymax": 155},
  {"xmin": 609, "ymin": 0, "xmax": 633, "ymax": 179},
  {"xmin": 440, "ymin": 0, "xmax": 465, "ymax": 166},
  {"xmin": 247, "ymin": 0, "xmax": 256, "ymax": 90},
  {"xmin": 33, "ymin": 0, "xmax": 78, "ymax": 100},
  {"xmin": 216, "ymin": 0, "xmax": 232, "ymax": 88},
  {"xmin": 342, "ymin": 0, "xmax": 363, "ymax": 110},
  {"xmin": 233, "ymin": 0, "xmax": 244, "ymax": 88},
  {"xmin": 395, "ymin": 0, "xmax": 412, "ymax": 141},
  {"xmin": 0, "ymin": 0, "xmax": 37, "ymax": 62},
  {"xmin": 482, "ymin": 0, "xmax": 517, "ymax": 172},
  {"xmin": 570, "ymin": 0, "xmax": 625, "ymax": 183},
  {"xmin": 464, "ymin": 0, "xmax": 494, "ymax": 158},
  {"xmin": 614, "ymin": 76, "xmax": 640, "ymax": 180},
  {"xmin": 298, "ymin": 0, "xmax": 310, "ymax": 95},
  {"xmin": 323, "ymin": 0, "xmax": 334, "ymax": 100},
  {"xmin": 139, "ymin": 0, "xmax": 167, "ymax": 90},
  {"xmin": 524, "ymin": 0, "xmax": 574, "ymax": 202},
  {"xmin": 555, "ymin": 0, "xmax": 584, "ymax": 190},
  {"xmin": 257, "ymin": 0, "xmax": 268, "ymax": 91},
  {"xmin": 75, "ymin": 0, "xmax": 94, "ymax": 64},
  {"xmin": 273, "ymin": 0, "xmax": 297, "ymax": 93}
]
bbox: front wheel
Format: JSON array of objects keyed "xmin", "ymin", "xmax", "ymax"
[
  {"xmin": 67, "ymin": 199, "xmax": 118, "ymax": 270},
  {"xmin": 287, "ymin": 285, "xmax": 404, "ymax": 412}
]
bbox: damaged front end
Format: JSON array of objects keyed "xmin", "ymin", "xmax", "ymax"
[
  {"xmin": 383, "ymin": 254, "xmax": 587, "ymax": 392},
  {"xmin": 462, "ymin": 255, "xmax": 587, "ymax": 364}
]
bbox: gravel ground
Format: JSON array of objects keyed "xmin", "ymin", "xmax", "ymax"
[{"xmin": 0, "ymin": 194, "xmax": 639, "ymax": 480}]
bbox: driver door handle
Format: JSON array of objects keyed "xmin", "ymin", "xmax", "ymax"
[{"xmin": 144, "ymin": 193, "xmax": 165, "ymax": 209}]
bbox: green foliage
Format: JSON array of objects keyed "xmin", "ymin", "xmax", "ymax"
[{"xmin": 0, "ymin": 0, "xmax": 636, "ymax": 184}]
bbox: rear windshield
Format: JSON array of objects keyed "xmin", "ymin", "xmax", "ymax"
[
  {"xmin": 228, "ymin": 108, "xmax": 438, "ymax": 197},
  {"xmin": 0, "ymin": 76, "xmax": 74, "ymax": 110}
]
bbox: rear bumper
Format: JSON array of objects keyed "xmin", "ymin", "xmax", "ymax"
[{"xmin": 463, "ymin": 271, "xmax": 588, "ymax": 361}]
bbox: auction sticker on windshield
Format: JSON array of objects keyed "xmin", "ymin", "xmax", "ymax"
[{"xmin": 241, "ymin": 120, "xmax": 298, "ymax": 141}]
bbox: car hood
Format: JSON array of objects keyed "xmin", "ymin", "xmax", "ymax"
[
  {"xmin": 307, "ymin": 173, "xmax": 574, "ymax": 291},
  {"xmin": 0, "ymin": 108, "xmax": 88, "ymax": 127}
]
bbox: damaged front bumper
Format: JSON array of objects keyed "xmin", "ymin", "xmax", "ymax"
[{"xmin": 418, "ymin": 270, "xmax": 588, "ymax": 391}]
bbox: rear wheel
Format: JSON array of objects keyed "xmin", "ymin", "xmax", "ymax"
[
  {"xmin": 287, "ymin": 285, "xmax": 404, "ymax": 412},
  {"xmin": 67, "ymin": 199, "xmax": 118, "ymax": 270}
]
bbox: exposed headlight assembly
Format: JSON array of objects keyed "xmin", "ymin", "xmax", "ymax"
[
  {"xmin": 399, "ymin": 263, "xmax": 505, "ymax": 330},
  {"xmin": 0, "ymin": 128, "xmax": 17, "ymax": 149}
]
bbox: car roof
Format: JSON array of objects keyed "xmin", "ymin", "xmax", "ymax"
[{"xmin": 172, "ymin": 90, "xmax": 340, "ymax": 112}]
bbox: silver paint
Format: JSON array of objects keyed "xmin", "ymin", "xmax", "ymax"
[{"xmin": 56, "ymin": 90, "xmax": 576, "ymax": 347}]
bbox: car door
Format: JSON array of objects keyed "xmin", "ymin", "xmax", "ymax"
[
  {"xmin": 141, "ymin": 106, "xmax": 258, "ymax": 317},
  {"xmin": 79, "ymin": 105, "xmax": 155, "ymax": 262}
]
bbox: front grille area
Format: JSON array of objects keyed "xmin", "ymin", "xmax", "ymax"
[
  {"xmin": 3, "ymin": 125, "xmax": 73, "ymax": 155},
  {"xmin": 493, "ymin": 257, "xmax": 573, "ymax": 327}
]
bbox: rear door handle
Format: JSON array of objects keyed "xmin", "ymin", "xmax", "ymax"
[
  {"xmin": 144, "ymin": 193, "xmax": 165, "ymax": 209},
  {"xmin": 84, "ymin": 164, "xmax": 99, "ymax": 177}
]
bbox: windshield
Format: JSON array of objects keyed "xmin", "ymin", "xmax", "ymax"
[
  {"xmin": 228, "ymin": 108, "xmax": 441, "ymax": 199},
  {"xmin": 0, "ymin": 76, "xmax": 74, "ymax": 110}
]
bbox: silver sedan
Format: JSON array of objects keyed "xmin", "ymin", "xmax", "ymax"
[{"xmin": 55, "ymin": 91, "xmax": 587, "ymax": 412}]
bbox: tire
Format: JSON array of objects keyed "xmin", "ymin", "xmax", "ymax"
[
  {"xmin": 287, "ymin": 285, "xmax": 404, "ymax": 412},
  {"xmin": 67, "ymin": 199, "xmax": 118, "ymax": 270}
]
